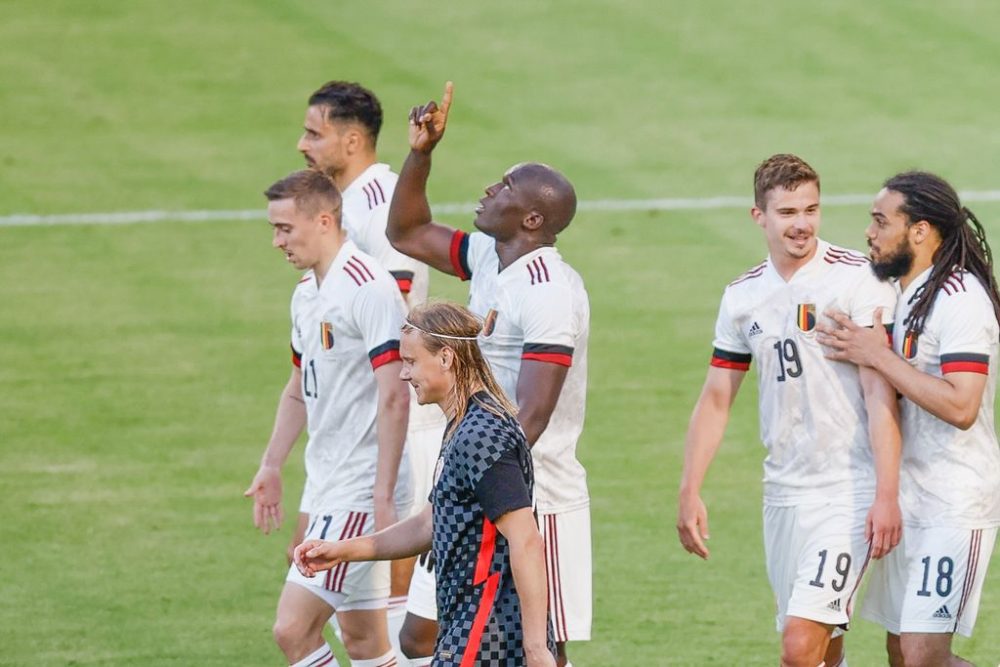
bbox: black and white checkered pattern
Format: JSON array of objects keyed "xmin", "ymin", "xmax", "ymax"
[{"xmin": 430, "ymin": 394, "xmax": 553, "ymax": 665}]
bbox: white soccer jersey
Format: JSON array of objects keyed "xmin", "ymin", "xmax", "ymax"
[
  {"xmin": 711, "ymin": 239, "xmax": 897, "ymax": 506},
  {"xmin": 341, "ymin": 163, "xmax": 429, "ymax": 307},
  {"xmin": 290, "ymin": 240, "xmax": 412, "ymax": 512},
  {"xmin": 892, "ymin": 266, "xmax": 1000, "ymax": 528},
  {"xmin": 449, "ymin": 230, "xmax": 590, "ymax": 513},
  {"xmin": 341, "ymin": 162, "xmax": 442, "ymax": 430}
]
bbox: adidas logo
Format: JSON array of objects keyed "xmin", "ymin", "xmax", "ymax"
[
  {"xmin": 933, "ymin": 605, "xmax": 952, "ymax": 619},
  {"xmin": 748, "ymin": 321, "xmax": 763, "ymax": 338},
  {"xmin": 827, "ymin": 599, "xmax": 842, "ymax": 612}
]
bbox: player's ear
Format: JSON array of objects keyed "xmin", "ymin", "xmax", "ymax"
[
  {"xmin": 345, "ymin": 127, "xmax": 365, "ymax": 156},
  {"xmin": 910, "ymin": 219, "xmax": 931, "ymax": 245},
  {"xmin": 750, "ymin": 206, "xmax": 765, "ymax": 228},
  {"xmin": 523, "ymin": 211, "xmax": 544, "ymax": 231},
  {"xmin": 439, "ymin": 347, "xmax": 454, "ymax": 370}
]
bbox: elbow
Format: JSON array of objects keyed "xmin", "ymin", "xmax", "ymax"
[{"xmin": 954, "ymin": 411, "xmax": 978, "ymax": 431}]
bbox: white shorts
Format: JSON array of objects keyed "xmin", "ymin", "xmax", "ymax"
[
  {"xmin": 860, "ymin": 525, "xmax": 997, "ymax": 637},
  {"xmin": 540, "ymin": 506, "xmax": 592, "ymax": 642},
  {"xmin": 286, "ymin": 509, "xmax": 389, "ymax": 611},
  {"xmin": 407, "ymin": 419, "xmax": 446, "ymax": 516},
  {"xmin": 763, "ymin": 502, "xmax": 871, "ymax": 632},
  {"xmin": 405, "ymin": 549, "xmax": 438, "ymax": 620}
]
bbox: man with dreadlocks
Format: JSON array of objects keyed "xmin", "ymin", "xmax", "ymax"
[
  {"xmin": 818, "ymin": 171, "xmax": 1000, "ymax": 667},
  {"xmin": 294, "ymin": 302, "xmax": 556, "ymax": 667}
]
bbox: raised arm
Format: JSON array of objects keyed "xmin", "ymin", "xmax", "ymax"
[
  {"xmin": 244, "ymin": 366, "xmax": 306, "ymax": 534},
  {"xmin": 386, "ymin": 81, "xmax": 463, "ymax": 275},
  {"xmin": 677, "ymin": 365, "xmax": 745, "ymax": 559}
]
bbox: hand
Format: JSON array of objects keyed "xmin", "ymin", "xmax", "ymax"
[
  {"xmin": 866, "ymin": 495, "xmax": 903, "ymax": 559},
  {"xmin": 293, "ymin": 538, "xmax": 348, "ymax": 578},
  {"xmin": 677, "ymin": 492, "xmax": 711, "ymax": 559},
  {"xmin": 243, "ymin": 465, "xmax": 283, "ymax": 534},
  {"xmin": 373, "ymin": 496, "xmax": 398, "ymax": 532},
  {"xmin": 816, "ymin": 307, "xmax": 891, "ymax": 368},
  {"xmin": 408, "ymin": 81, "xmax": 454, "ymax": 154}
]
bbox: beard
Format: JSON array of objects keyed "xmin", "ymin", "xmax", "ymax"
[{"xmin": 871, "ymin": 237, "xmax": 914, "ymax": 281}]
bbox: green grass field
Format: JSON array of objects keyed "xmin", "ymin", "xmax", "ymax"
[{"xmin": 2, "ymin": 1, "xmax": 1000, "ymax": 664}]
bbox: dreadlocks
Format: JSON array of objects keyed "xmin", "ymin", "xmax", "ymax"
[{"xmin": 884, "ymin": 171, "xmax": 1000, "ymax": 339}]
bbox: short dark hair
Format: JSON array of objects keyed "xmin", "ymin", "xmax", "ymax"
[
  {"xmin": 264, "ymin": 169, "xmax": 342, "ymax": 220},
  {"xmin": 308, "ymin": 81, "xmax": 383, "ymax": 145},
  {"xmin": 753, "ymin": 154, "xmax": 820, "ymax": 209}
]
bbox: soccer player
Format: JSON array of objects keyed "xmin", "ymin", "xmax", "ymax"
[
  {"xmin": 385, "ymin": 83, "xmax": 591, "ymax": 667},
  {"xmin": 244, "ymin": 169, "xmax": 412, "ymax": 667},
  {"xmin": 817, "ymin": 171, "xmax": 1000, "ymax": 667},
  {"xmin": 294, "ymin": 302, "xmax": 556, "ymax": 667},
  {"xmin": 676, "ymin": 154, "xmax": 903, "ymax": 667},
  {"xmin": 295, "ymin": 80, "xmax": 446, "ymax": 659}
]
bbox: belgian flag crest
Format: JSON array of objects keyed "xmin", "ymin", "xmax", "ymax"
[
  {"xmin": 320, "ymin": 322, "xmax": 335, "ymax": 350},
  {"xmin": 902, "ymin": 330, "xmax": 918, "ymax": 359},
  {"xmin": 796, "ymin": 304, "xmax": 816, "ymax": 332}
]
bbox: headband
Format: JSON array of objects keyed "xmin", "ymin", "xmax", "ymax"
[{"xmin": 404, "ymin": 319, "xmax": 480, "ymax": 341}]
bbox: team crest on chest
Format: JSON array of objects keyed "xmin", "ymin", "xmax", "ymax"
[
  {"xmin": 902, "ymin": 330, "xmax": 918, "ymax": 359},
  {"xmin": 796, "ymin": 304, "xmax": 816, "ymax": 332},
  {"xmin": 481, "ymin": 309, "xmax": 498, "ymax": 337},
  {"xmin": 320, "ymin": 321, "xmax": 335, "ymax": 350}
]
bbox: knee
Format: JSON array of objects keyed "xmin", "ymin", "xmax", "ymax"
[
  {"xmin": 897, "ymin": 640, "xmax": 948, "ymax": 667},
  {"xmin": 339, "ymin": 623, "xmax": 376, "ymax": 658},
  {"xmin": 273, "ymin": 616, "xmax": 311, "ymax": 654},
  {"xmin": 399, "ymin": 618, "xmax": 436, "ymax": 658},
  {"xmin": 781, "ymin": 631, "xmax": 822, "ymax": 667}
]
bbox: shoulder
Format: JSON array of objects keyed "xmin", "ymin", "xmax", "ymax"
[
  {"xmin": 291, "ymin": 271, "xmax": 316, "ymax": 302},
  {"xmin": 821, "ymin": 244, "xmax": 870, "ymax": 268},
  {"xmin": 727, "ymin": 260, "xmax": 767, "ymax": 288},
  {"xmin": 357, "ymin": 166, "xmax": 396, "ymax": 212},
  {"xmin": 930, "ymin": 270, "xmax": 994, "ymax": 315},
  {"xmin": 451, "ymin": 399, "xmax": 522, "ymax": 457}
]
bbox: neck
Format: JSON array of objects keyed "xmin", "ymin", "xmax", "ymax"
[
  {"xmin": 770, "ymin": 251, "xmax": 816, "ymax": 282},
  {"xmin": 312, "ymin": 233, "xmax": 347, "ymax": 285},
  {"xmin": 899, "ymin": 253, "xmax": 935, "ymax": 292},
  {"xmin": 331, "ymin": 155, "xmax": 377, "ymax": 193}
]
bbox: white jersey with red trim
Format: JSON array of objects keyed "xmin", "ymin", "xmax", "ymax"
[
  {"xmin": 290, "ymin": 240, "xmax": 412, "ymax": 512},
  {"xmin": 893, "ymin": 266, "xmax": 1000, "ymax": 528},
  {"xmin": 711, "ymin": 239, "xmax": 897, "ymax": 506},
  {"xmin": 450, "ymin": 230, "xmax": 589, "ymax": 513},
  {"xmin": 342, "ymin": 162, "xmax": 441, "ymax": 430}
]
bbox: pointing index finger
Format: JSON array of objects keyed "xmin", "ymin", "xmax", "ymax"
[{"xmin": 440, "ymin": 81, "xmax": 454, "ymax": 116}]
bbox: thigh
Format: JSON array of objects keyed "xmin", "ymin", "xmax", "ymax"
[{"xmin": 539, "ymin": 506, "xmax": 592, "ymax": 642}]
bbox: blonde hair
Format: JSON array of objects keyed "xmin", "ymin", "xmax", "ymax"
[{"xmin": 403, "ymin": 301, "xmax": 517, "ymax": 438}]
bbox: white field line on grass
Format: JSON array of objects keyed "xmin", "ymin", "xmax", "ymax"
[{"xmin": 4, "ymin": 191, "xmax": 1000, "ymax": 227}]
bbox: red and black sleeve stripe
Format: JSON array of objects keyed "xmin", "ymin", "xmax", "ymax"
[
  {"xmin": 940, "ymin": 352, "xmax": 989, "ymax": 375},
  {"xmin": 389, "ymin": 270, "xmax": 415, "ymax": 295},
  {"xmin": 710, "ymin": 348, "xmax": 751, "ymax": 371},
  {"xmin": 449, "ymin": 230, "xmax": 472, "ymax": 281},
  {"xmin": 291, "ymin": 344, "xmax": 302, "ymax": 368},
  {"xmin": 522, "ymin": 343, "xmax": 573, "ymax": 367},
  {"xmin": 368, "ymin": 340, "xmax": 401, "ymax": 370}
]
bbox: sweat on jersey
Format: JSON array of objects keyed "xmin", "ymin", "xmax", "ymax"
[
  {"xmin": 290, "ymin": 240, "xmax": 412, "ymax": 512},
  {"xmin": 710, "ymin": 240, "xmax": 897, "ymax": 506},
  {"xmin": 893, "ymin": 266, "xmax": 1000, "ymax": 528},
  {"xmin": 450, "ymin": 230, "xmax": 590, "ymax": 513},
  {"xmin": 430, "ymin": 393, "xmax": 555, "ymax": 666}
]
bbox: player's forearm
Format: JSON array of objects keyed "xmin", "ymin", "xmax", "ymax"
[
  {"xmin": 860, "ymin": 367, "xmax": 901, "ymax": 500},
  {"xmin": 679, "ymin": 401, "xmax": 730, "ymax": 497},
  {"xmin": 870, "ymin": 346, "xmax": 980, "ymax": 428},
  {"xmin": 387, "ymin": 150, "xmax": 433, "ymax": 246},
  {"xmin": 262, "ymin": 375, "xmax": 307, "ymax": 469},
  {"xmin": 373, "ymin": 386, "xmax": 410, "ymax": 504},
  {"xmin": 505, "ymin": 521, "xmax": 550, "ymax": 651},
  {"xmin": 369, "ymin": 506, "xmax": 433, "ymax": 560}
]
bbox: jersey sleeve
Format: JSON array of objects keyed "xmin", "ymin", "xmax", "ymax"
[
  {"xmin": 448, "ymin": 230, "xmax": 494, "ymax": 281},
  {"xmin": 934, "ymin": 279, "xmax": 994, "ymax": 375},
  {"xmin": 846, "ymin": 270, "xmax": 897, "ymax": 328},
  {"xmin": 710, "ymin": 290, "xmax": 751, "ymax": 370},
  {"xmin": 518, "ymin": 281, "xmax": 576, "ymax": 367},
  {"xmin": 474, "ymin": 447, "xmax": 532, "ymax": 522},
  {"xmin": 351, "ymin": 279, "xmax": 404, "ymax": 370}
]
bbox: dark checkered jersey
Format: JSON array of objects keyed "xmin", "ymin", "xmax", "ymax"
[{"xmin": 430, "ymin": 392, "xmax": 551, "ymax": 665}]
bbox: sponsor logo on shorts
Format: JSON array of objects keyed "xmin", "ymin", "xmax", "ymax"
[
  {"xmin": 933, "ymin": 604, "xmax": 952, "ymax": 619},
  {"xmin": 827, "ymin": 598, "xmax": 841, "ymax": 612}
]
